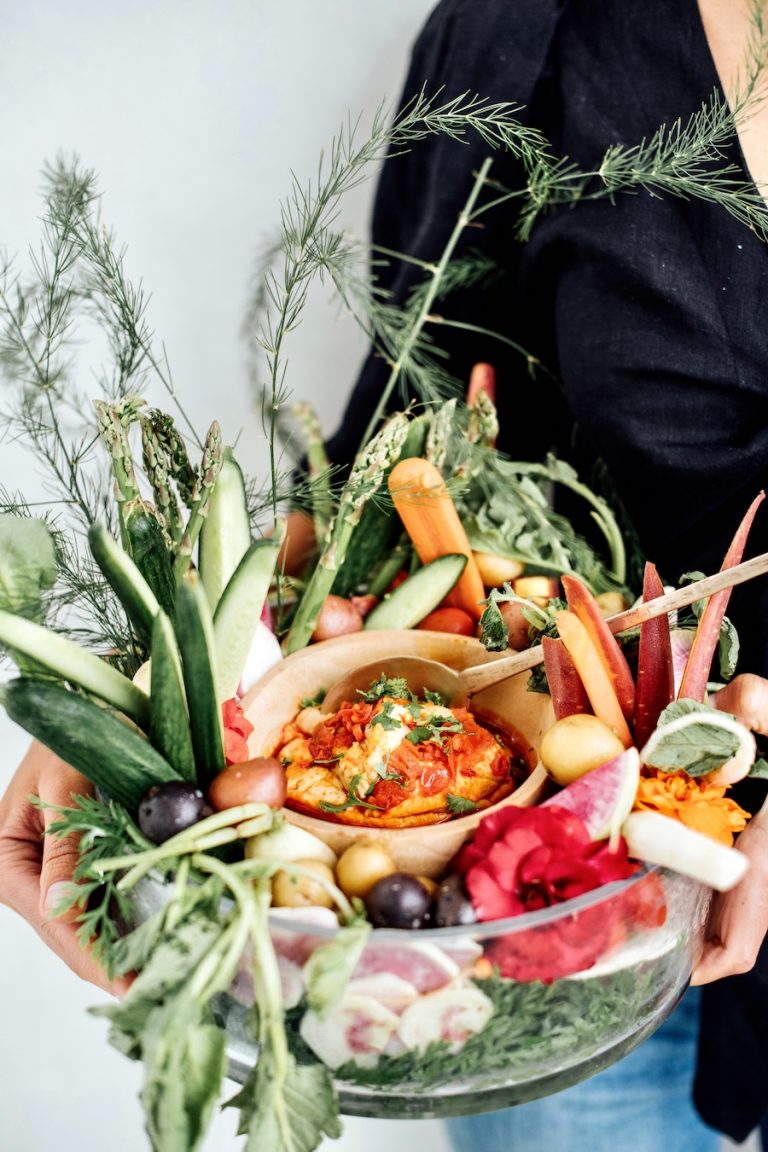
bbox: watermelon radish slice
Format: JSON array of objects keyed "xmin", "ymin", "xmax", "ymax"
[
  {"xmin": 350, "ymin": 940, "xmax": 459, "ymax": 993},
  {"xmin": 541, "ymin": 748, "xmax": 641, "ymax": 840}
]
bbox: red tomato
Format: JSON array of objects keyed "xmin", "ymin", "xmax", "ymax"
[{"xmin": 416, "ymin": 607, "xmax": 476, "ymax": 636}]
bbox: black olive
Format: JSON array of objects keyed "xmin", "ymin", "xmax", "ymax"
[
  {"xmin": 138, "ymin": 781, "xmax": 206, "ymax": 843},
  {"xmin": 364, "ymin": 872, "xmax": 433, "ymax": 929},
  {"xmin": 433, "ymin": 873, "xmax": 477, "ymax": 928}
]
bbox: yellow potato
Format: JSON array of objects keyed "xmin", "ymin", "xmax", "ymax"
[
  {"xmin": 539, "ymin": 713, "xmax": 626, "ymax": 786},
  {"xmin": 271, "ymin": 859, "xmax": 336, "ymax": 909}
]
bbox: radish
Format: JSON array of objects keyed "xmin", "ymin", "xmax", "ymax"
[
  {"xmin": 541, "ymin": 748, "xmax": 640, "ymax": 840},
  {"xmin": 621, "ymin": 810, "xmax": 749, "ymax": 891}
]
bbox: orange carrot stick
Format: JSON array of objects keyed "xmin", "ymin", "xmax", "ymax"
[
  {"xmin": 388, "ymin": 456, "xmax": 486, "ymax": 620},
  {"xmin": 561, "ymin": 573, "xmax": 636, "ymax": 725},
  {"xmin": 555, "ymin": 608, "xmax": 633, "ymax": 747},
  {"xmin": 677, "ymin": 491, "xmax": 766, "ymax": 702}
]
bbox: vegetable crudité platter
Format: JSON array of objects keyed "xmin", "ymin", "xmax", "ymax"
[{"xmin": 4, "ymin": 82, "xmax": 768, "ymax": 1150}]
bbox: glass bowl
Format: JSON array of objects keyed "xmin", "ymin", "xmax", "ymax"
[{"xmin": 214, "ymin": 864, "xmax": 710, "ymax": 1119}]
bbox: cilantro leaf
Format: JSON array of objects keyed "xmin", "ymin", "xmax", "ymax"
[
  {"xmin": 319, "ymin": 773, "xmax": 384, "ymax": 813},
  {"xmin": 359, "ymin": 674, "xmax": 413, "ymax": 702},
  {"xmin": 445, "ymin": 793, "xmax": 478, "ymax": 814}
]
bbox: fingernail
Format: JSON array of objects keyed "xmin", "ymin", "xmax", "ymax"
[{"xmin": 44, "ymin": 881, "xmax": 73, "ymax": 913}]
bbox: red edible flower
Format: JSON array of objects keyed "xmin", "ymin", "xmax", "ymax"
[
  {"xmin": 222, "ymin": 697, "xmax": 254, "ymax": 765},
  {"xmin": 458, "ymin": 805, "xmax": 649, "ymax": 983}
]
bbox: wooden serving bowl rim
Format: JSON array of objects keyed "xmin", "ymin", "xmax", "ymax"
[{"xmin": 241, "ymin": 630, "xmax": 554, "ymax": 877}]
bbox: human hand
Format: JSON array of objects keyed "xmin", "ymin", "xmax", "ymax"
[
  {"xmin": 0, "ymin": 740, "xmax": 129, "ymax": 996},
  {"xmin": 691, "ymin": 673, "xmax": 768, "ymax": 983}
]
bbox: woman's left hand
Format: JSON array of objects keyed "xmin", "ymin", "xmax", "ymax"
[{"xmin": 692, "ymin": 673, "xmax": 768, "ymax": 983}]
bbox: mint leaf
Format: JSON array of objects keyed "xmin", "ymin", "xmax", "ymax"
[
  {"xmin": 646, "ymin": 703, "xmax": 741, "ymax": 777},
  {"xmin": 479, "ymin": 595, "xmax": 508, "ymax": 652}
]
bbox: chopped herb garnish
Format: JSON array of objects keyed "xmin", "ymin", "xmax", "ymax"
[
  {"xmin": 407, "ymin": 715, "xmax": 465, "ymax": 746},
  {"xmin": 445, "ymin": 793, "xmax": 478, "ymax": 815},
  {"xmin": 369, "ymin": 700, "xmax": 404, "ymax": 730},
  {"xmin": 359, "ymin": 674, "xmax": 414, "ymax": 703},
  {"xmin": 299, "ymin": 690, "xmax": 327, "ymax": 708},
  {"xmin": 319, "ymin": 773, "xmax": 384, "ymax": 813}
]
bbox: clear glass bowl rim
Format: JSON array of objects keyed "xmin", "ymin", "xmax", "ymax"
[{"xmin": 269, "ymin": 862, "xmax": 669, "ymax": 942}]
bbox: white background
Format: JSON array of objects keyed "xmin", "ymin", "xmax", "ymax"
[
  {"xmin": 0, "ymin": 3, "xmax": 454, "ymax": 1151},
  {"xmin": 0, "ymin": 3, "xmax": 753, "ymax": 1151}
]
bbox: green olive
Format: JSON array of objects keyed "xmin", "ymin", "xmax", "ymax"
[
  {"xmin": 335, "ymin": 839, "xmax": 397, "ymax": 899},
  {"xmin": 271, "ymin": 858, "xmax": 336, "ymax": 909}
]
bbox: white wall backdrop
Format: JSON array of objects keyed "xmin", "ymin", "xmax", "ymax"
[{"xmin": 0, "ymin": 3, "xmax": 454, "ymax": 1150}]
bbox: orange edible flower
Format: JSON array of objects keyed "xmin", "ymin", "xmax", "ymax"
[{"xmin": 634, "ymin": 770, "xmax": 750, "ymax": 846}]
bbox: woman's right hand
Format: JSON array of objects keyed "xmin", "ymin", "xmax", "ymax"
[{"xmin": 0, "ymin": 740, "xmax": 129, "ymax": 996}]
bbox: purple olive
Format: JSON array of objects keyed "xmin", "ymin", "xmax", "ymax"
[
  {"xmin": 364, "ymin": 872, "xmax": 433, "ymax": 929},
  {"xmin": 138, "ymin": 781, "xmax": 205, "ymax": 843},
  {"xmin": 432, "ymin": 873, "xmax": 477, "ymax": 928}
]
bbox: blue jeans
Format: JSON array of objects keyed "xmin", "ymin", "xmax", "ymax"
[{"xmin": 443, "ymin": 988, "xmax": 722, "ymax": 1152}]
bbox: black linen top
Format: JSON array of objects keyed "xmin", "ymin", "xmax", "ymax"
[{"xmin": 325, "ymin": 1, "xmax": 768, "ymax": 1139}]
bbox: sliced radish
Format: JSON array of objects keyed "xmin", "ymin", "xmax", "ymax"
[
  {"xmin": 639, "ymin": 709, "xmax": 756, "ymax": 786},
  {"xmin": 351, "ymin": 940, "xmax": 459, "ymax": 993},
  {"xmin": 299, "ymin": 993, "xmax": 401, "ymax": 1068},
  {"xmin": 397, "ymin": 982, "xmax": 494, "ymax": 1053}
]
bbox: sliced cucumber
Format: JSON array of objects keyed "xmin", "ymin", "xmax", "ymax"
[
  {"xmin": 364, "ymin": 553, "xmax": 468, "ymax": 630},
  {"xmin": 0, "ymin": 608, "xmax": 149, "ymax": 727},
  {"xmin": 174, "ymin": 571, "xmax": 225, "ymax": 786},
  {"xmin": 198, "ymin": 448, "xmax": 253, "ymax": 611},
  {"xmin": 125, "ymin": 506, "xmax": 177, "ymax": 622},
  {"xmin": 149, "ymin": 610, "xmax": 196, "ymax": 781},
  {"xmin": 213, "ymin": 537, "xmax": 281, "ymax": 699},
  {"xmin": 88, "ymin": 522, "xmax": 160, "ymax": 644},
  {"xmin": 0, "ymin": 677, "xmax": 181, "ymax": 812}
]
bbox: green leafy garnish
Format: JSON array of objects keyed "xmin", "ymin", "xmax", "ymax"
[
  {"xmin": 359, "ymin": 674, "xmax": 414, "ymax": 703},
  {"xmin": 319, "ymin": 773, "xmax": 384, "ymax": 813},
  {"xmin": 406, "ymin": 714, "xmax": 465, "ymax": 747},
  {"xmin": 445, "ymin": 793, "xmax": 478, "ymax": 815},
  {"xmin": 647, "ymin": 700, "xmax": 742, "ymax": 777}
]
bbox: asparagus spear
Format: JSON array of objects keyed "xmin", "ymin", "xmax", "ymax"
[{"xmin": 283, "ymin": 411, "xmax": 411, "ymax": 653}]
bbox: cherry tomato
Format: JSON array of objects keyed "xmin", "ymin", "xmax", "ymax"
[
  {"xmin": 416, "ymin": 606, "xmax": 476, "ymax": 636},
  {"xmin": 207, "ymin": 756, "xmax": 287, "ymax": 811}
]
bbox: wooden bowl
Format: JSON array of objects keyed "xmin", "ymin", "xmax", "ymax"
[{"xmin": 241, "ymin": 630, "xmax": 553, "ymax": 878}]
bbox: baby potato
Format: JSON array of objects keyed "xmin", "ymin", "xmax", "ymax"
[
  {"xmin": 207, "ymin": 757, "xmax": 287, "ymax": 811},
  {"xmin": 335, "ymin": 839, "xmax": 398, "ymax": 899},
  {"xmin": 539, "ymin": 713, "xmax": 626, "ymax": 786},
  {"xmin": 272, "ymin": 858, "xmax": 337, "ymax": 909}
]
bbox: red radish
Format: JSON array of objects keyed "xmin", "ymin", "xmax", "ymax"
[
  {"xmin": 541, "ymin": 748, "xmax": 641, "ymax": 840},
  {"xmin": 677, "ymin": 490, "xmax": 766, "ymax": 701},
  {"xmin": 416, "ymin": 606, "xmax": 476, "ymax": 635},
  {"xmin": 633, "ymin": 562, "xmax": 675, "ymax": 747},
  {"xmin": 310, "ymin": 594, "xmax": 364, "ymax": 642},
  {"xmin": 541, "ymin": 635, "xmax": 591, "ymax": 719}
]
